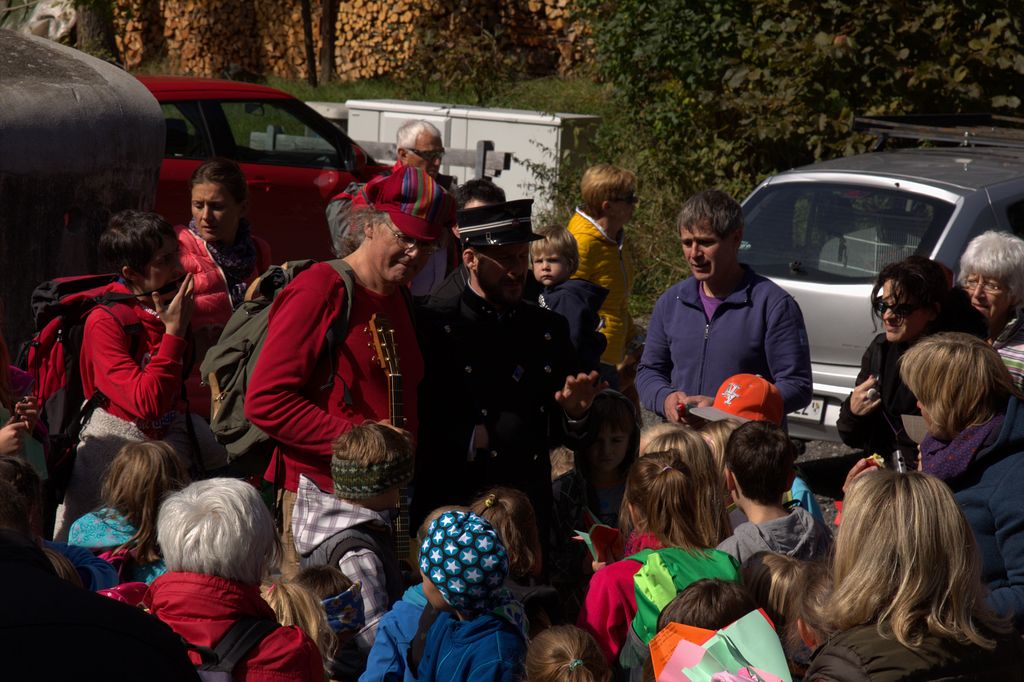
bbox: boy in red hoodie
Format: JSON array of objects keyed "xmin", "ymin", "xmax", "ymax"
[{"xmin": 55, "ymin": 210, "xmax": 195, "ymax": 539}]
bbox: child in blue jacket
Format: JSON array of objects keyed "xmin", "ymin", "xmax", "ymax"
[
  {"xmin": 405, "ymin": 510, "xmax": 527, "ymax": 682},
  {"xmin": 360, "ymin": 582, "xmax": 428, "ymax": 682},
  {"xmin": 532, "ymin": 226, "xmax": 609, "ymax": 373}
]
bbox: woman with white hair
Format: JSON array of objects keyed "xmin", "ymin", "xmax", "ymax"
[
  {"xmin": 805, "ymin": 469, "xmax": 1023, "ymax": 680},
  {"xmin": 959, "ymin": 230, "xmax": 1024, "ymax": 390},
  {"xmin": 144, "ymin": 478, "xmax": 322, "ymax": 681}
]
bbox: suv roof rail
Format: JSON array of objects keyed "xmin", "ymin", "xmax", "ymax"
[{"xmin": 852, "ymin": 114, "xmax": 1024, "ymax": 151}]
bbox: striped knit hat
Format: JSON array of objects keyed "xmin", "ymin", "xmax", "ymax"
[
  {"xmin": 331, "ymin": 452, "xmax": 413, "ymax": 500},
  {"xmin": 360, "ymin": 166, "xmax": 455, "ymax": 241}
]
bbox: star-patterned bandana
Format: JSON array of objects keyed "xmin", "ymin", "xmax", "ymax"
[{"xmin": 419, "ymin": 510, "xmax": 509, "ymax": 615}]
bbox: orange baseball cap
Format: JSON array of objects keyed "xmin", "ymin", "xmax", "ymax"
[{"xmin": 689, "ymin": 373, "xmax": 783, "ymax": 425}]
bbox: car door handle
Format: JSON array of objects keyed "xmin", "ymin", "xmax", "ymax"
[{"xmin": 247, "ymin": 178, "xmax": 271, "ymax": 193}]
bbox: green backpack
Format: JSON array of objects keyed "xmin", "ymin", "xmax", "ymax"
[
  {"xmin": 629, "ymin": 547, "xmax": 741, "ymax": 645},
  {"xmin": 200, "ymin": 259, "xmax": 355, "ymax": 470}
]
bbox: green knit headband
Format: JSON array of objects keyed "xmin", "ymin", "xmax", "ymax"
[{"xmin": 331, "ymin": 454, "xmax": 413, "ymax": 499}]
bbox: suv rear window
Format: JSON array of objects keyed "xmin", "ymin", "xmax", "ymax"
[{"xmin": 742, "ymin": 182, "xmax": 955, "ymax": 283}]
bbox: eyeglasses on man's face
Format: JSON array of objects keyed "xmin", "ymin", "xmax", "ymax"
[
  {"xmin": 403, "ymin": 147, "xmax": 445, "ymax": 163},
  {"xmin": 961, "ymin": 276, "xmax": 1005, "ymax": 295},
  {"xmin": 872, "ymin": 298, "xmax": 921, "ymax": 320},
  {"xmin": 383, "ymin": 222, "xmax": 440, "ymax": 255},
  {"xmin": 611, "ymin": 192, "xmax": 638, "ymax": 205}
]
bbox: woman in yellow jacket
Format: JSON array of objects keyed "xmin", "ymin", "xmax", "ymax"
[{"xmin": 567, "ymin": 165, "xmax": 643, "ymax": 400}]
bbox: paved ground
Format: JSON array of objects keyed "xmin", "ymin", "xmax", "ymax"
[{"xmin": 795, "ymin": 439, "xmax": 860, "ymax": 527}]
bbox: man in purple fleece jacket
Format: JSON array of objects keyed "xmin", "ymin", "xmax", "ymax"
[{"xmin": 637, "ymin": 190, "xmax": 812, "ymax": 422}]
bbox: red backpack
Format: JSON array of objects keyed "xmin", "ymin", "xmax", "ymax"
[{"xmin": 18, "ymin": 274, "xmax": 142, "ymax": 498}]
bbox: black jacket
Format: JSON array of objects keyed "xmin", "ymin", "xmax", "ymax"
[
  {"xmin": 805, "ymin": 623, "xmax": 1024, "ymax": 682},
  {"xmin": 836, "ymin": 333, "xmax": 920, "ymax": 467},
  {"xmin": 836, "ymin": 288, "xmax": 987, "ymax": 469},
  {"xmin": 0, "ymin": 529, "xmax": 200, "ymax": 681},
  {"xmin": 538, "ymin": 278, "xmax": 609, "ymax": 373},
  {"xmin": 412, "ymin": 286, "xmax": 582, "ymax": 540}
]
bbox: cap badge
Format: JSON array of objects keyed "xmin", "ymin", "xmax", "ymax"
[{"xmin": 721, "ymin": 382, "xmax": 742, "ymax": 405}]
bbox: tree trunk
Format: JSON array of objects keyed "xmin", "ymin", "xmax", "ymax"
[
  {"xmin": 76, "ymin": 2, "xmax": 119, "ymax": 62},
  {"xmin": 299, "ymin": 0, "xmax": 317, "ymax": 87},
  {"xmin": 319, "ymin": 0, "xmax": 335, "ymax": 83}
]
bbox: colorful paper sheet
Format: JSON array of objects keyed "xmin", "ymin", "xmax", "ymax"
[{"xmin": 652, "ymin": 609, "xmax": 791, "ymax": 682}]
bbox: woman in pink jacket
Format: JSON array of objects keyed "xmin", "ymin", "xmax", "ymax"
[{"xmin": 176, "ymin": 158, "xmax": 271, "ymax": 418}]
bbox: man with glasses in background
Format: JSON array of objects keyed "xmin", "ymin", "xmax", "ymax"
[
  {"xmin": 395, "ymin": 119, "xmax": 447, "ymax": 180},
  {"xmin": 412, "ymin": 198, "xmax": 603, "ymax": 546},
  {"xmin": 326, "ymin": 120, "xmax": 454, "ymax": 294},
  {"xmin": 246, "ymin": 167, "xmax": 455, "ymax": 577},
  {"xmin": 637, "ymin": 189, "xmax": 813, "ymax": 425}
]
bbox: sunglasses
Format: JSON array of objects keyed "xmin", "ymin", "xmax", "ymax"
[
  {"xmin": 404, "ymin": 147, "xmax": 445, "ymax": 163},
  {"xmin": 611, "ymin": 192, "xmax": 638, "ymax": 205},
  {"xmin": 872, "ymin": 298, "xmax": 921, "ymax": 319}
]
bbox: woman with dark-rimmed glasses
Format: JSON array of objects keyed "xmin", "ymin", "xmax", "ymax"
[{"xmin": 837, "ymin": 256, "xmax": 984, "ymax": 470}]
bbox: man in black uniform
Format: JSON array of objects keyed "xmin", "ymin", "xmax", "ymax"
[{"xmin": 412, "ymin": 199, "xmax": 602, "ymax": 542}]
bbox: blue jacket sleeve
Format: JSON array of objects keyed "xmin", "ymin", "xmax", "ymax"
[
  {"xmin": 636, "ymin": 293, "xmax": 675, "ymax": 416},
  {"xmin": 45, "ymin": 541, "xmax": 119, "ymax": 591},
  {"xmin": 763, "ymin": 294, "xmax": 813, "ymax": 414},
  {"xmin": 987, "ymin": 463, "xmax": 1024, "ymax": 626},
  {"xmin": 360, "ymin": 608, "xmax": 407, "ymax": 682}
]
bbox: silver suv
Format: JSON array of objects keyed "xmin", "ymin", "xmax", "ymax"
[{"xmin": 741, "ymin": 117, "xmax": 1024, "ymax": 442}]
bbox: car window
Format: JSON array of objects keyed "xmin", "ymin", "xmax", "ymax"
[
  {"xmin": 742, "ymin": 182, "xmax": 955, "ymax": 283},
  {"xmin": 160, "ymin": 102, "xmax": 211, "ymax": 159},
  {"xmin": 219, "ymin": 100, "xmax": 341, "ymax": 168}
]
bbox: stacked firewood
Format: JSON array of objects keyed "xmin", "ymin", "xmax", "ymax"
[
  {"xmin": 332, "ymin": 0, "xmax": 420, "ymax": 81},
  {"xmin": 112, "ymin": 0, "xmax": 589, "ymax": 79}
]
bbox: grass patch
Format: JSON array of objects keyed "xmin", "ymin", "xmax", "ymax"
[
  {"xmin": 267, "ymin": 74, "xmax": 614, "ymax": 119},
  {"xmin": 266, "ymin": 76, "xmax": 476, "ymax": 106}
]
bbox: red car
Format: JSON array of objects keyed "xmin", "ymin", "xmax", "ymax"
[{"xmin": 138, "ymin": 76, "xmax": 388, "ymax": 262}]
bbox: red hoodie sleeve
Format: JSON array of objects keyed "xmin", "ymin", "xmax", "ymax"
[
  {"xmin": 577, "ymin": 559, "xmax": 641, "ymax": 665},
  {"xmin": 245, "ymin": 265, "xmax": 359, "ymax": 458},
  {"xmin": 82, "ymin": 310, "xmax": 186, "ymax": 421}
]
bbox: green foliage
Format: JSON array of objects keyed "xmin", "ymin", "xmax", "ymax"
[
  {"xmin": 403, "ymin": 21, "xmax": 524, "ymax": 105},
  {"xmin": 577, "ymin": 0, "xmax": 1024, "ymax": 198}
]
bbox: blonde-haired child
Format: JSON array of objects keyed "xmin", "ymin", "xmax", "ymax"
[
  {"xmin": 525, "ymin": 624, "xmax": 611, "ymax": 682},
  {"xmin": 472, "ymin": 487, "xmax": 560, "ymax": 637},
  {"xmin": 532, "ymin": 224, "xmax": 609, "ymax": 372},
  {"xmin": 578, "ymin": 450, "xmax": 737, "ymax": 668},
  {"xmin": 262, "ymin": 580, "xmax": 337, "ymax": 675},
  {"xmin": 68, "ymin": 440, "xmax": 189, "ymax": 583},
  {"xmin": 638, "ymin": 422, "xmax": 684, "ymax": 454},
  {"xmin": 631, "ymin": 427, "xmax": 730, "ymax": 552}
]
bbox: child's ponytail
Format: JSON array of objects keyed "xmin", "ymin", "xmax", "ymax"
[
  {"xmin": 524, "ymin": 624, "xmax": 610, "ymax": 682},
  {"xmin": 626, "ymin": 450, "xmax": 728, "ymax": 550},
  {"xmin": 470, "ymin": 486, "xmax": 541, "ymax": 578}
]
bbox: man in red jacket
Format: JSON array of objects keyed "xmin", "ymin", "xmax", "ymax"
[{"xmin": 245, "ymin": 166, "xmax": 455, "ymax": 576}]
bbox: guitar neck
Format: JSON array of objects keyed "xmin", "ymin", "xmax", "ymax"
[{"xmin": 389, "ymin": 373, "xmax": 404, "ymax": 428}]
